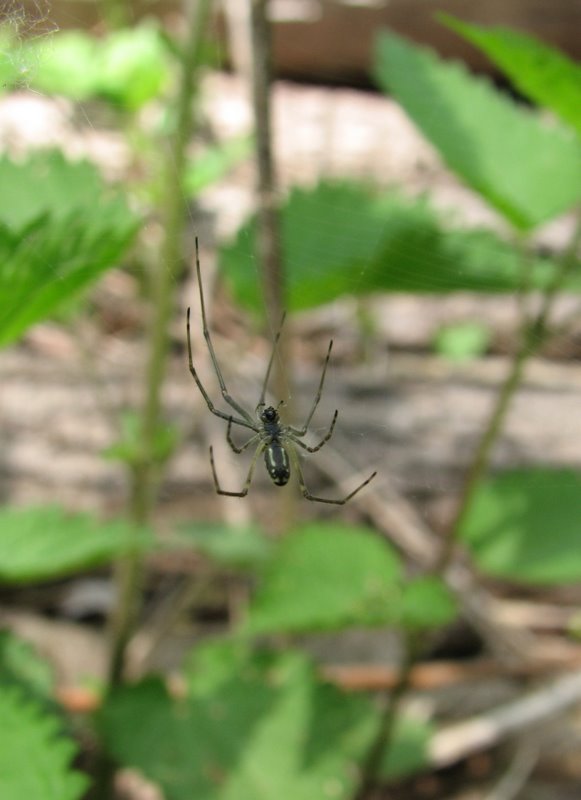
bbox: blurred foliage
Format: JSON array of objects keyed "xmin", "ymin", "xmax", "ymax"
[
  {"xmin": 174, "ymin": 521, "xmax": 273, "ymax": 571},
  {"xmin": 245, "ymin": 524, "xmax": 456, "ymax": 634},
  {"xmin": 0, "ymin": 150, "xmax": 139, "ymax": 347},
  {"xmin": 0, "ymin": 506, "xmax": 153, "ymax": 583},
  {"xmin": 103, "ymin": 410, "xmax": 179, "ymax": 468},
  {"xmin": 0, "ymin": 685, "xmax": 88, "ymax": 800},
  {"xmin": 220, "ymin": 181, "xmax": 575, "ymax": 317},
  {"xmin": 23, "ymin": 23, "xmax": 171, "ymax": 110},
  {"xmin": 433, "ymin": 321, "xmax": 491, "ymax": 360},
  {"xmin": 185, "ymin": 136, "xmax": 253, "ymax": 197},
  {"xmin": 2, "ymin": 11, "xmax": 581, "ymax": 797},
  {"xmin": 0, "ymin": 632, "xmax": 55, "ymax": 710},
  {"xmin": 460, "ymin": 469, "xmax": 581, "ymax": 584},
  {"xmin": 442, "ymin": 16, "xmax": 581, "ymax": 138},
  {"xmin": 100, "ymin": 640, "xmax": 431, "ymax": 800}
]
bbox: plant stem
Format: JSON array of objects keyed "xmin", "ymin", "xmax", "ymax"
[
  {"xmin": 250, "ymin": 0, "xmax": 285, "ymax": 337},
  {"xmin": 249, "ymin": 0, "xmax": 296, "ymax": 528},
  {"xmin": 435, "ymin": 215, "xmax": 581, "ymax": 574},
  {"xmin": 354, "ymin": 217, "xmax": 581, "ymax": 799},
  {"xmin": 107, "ymin": 0, "xmax": 214, "ymax": 689},
  {"xmin": 354, "ymin": 631, "xmax": 420, "ymax": 800}
]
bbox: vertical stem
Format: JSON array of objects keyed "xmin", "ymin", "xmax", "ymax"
[
  {"xmin": 435, "ymin": 214, "xmax": 581, "ymax": 574},
  {"xmin": 354, "ymin": 632, "xmax": 420, "ymax": 800},
  {"xmin": 107, "ymin": 0, "xmax": 214, "ymax": 689},
  {"xmin": 354, "ymin": 217, "xmax": 581, "ymax": 798},
  {"xmin": 250, "ymin": 0, "xmax": 285, "ymax": 339},
  {"xmin": 249, "ymin": 0, "xmax": 296, "ymax": 526}
]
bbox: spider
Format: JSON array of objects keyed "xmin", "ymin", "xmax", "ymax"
[{"xmin": 186, "ymin": 239, "xmax": 377, "ymax": 505}]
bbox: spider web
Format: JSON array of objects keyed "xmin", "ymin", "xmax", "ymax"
[
  {"xmin": 0, "ymin": 0, "xmax": 56, "ymax": 90},
  {"xmin": 0, "ymin": 0, "xmax": 579, "ymax": 512}
]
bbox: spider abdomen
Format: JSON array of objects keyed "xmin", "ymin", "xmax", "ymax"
[{"xmin": 264, "ymin": 441, "xmax": 290, "ymax": 486}]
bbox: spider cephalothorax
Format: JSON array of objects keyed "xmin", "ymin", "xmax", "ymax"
[
  {"xmin": 186, "ymin": 238, "xmax": 376, "ymax": 505},
  {"xmin": 259, "ymin": 404, "xmax": 279, "ymax": 427}
]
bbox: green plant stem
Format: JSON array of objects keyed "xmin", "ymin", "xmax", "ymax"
[
  {"xmin": 107, "ymin": 0, "xmax": 214, "ymax": 690},
  {"xmin": 435, "ymin": 215, "xmax": 581, "ymax": 574},
  {"xmin": 355, "ymin": 217, "xmax": 581, "ymax": 799},
  {"xmin": 354, "ymin": 631, "xmax": 420, "ymax": 800}
]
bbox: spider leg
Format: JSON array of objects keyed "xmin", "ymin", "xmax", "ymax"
[
  {"xmin": 287, "ymin": 444, "xmax": 377, "ymax": 505},
  {"xmin": 187, "ymin": 308, "xmax": 256, "ymax": 430},
  {"xmin": 193, "ymin": 238, "xmax": 255, "ymax": 426},
  {"xmin": 288, "ymin": 338, "xmax": 334, "ymax": 436},
  {"xmin": 257, "ymin": 311, "xmax": 287, "ymax": 411},
  {"xmin": 288, "ymin": 409, "xmax": 338, "ymax": 453},
  {"xmin": 209, "ymin": 443, "xmax": 264, "ymax": 497},
  {"xmin": 227, "ymin": 417, "xmax": 260, "ymax": 454}
]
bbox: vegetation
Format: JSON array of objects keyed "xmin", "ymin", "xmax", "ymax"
[{"xmin": 0, "ymin": 6, "xmax": 580, "ymax": 799}]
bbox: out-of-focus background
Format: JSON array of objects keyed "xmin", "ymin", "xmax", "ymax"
[{"xmin": 2, "ymin": 2, "xmax": 581, "ymax": 799}]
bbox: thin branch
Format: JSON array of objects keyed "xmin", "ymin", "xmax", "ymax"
[
  {"xmin": 249, "ymin": 0, "xmax": 296, "ymax": 526},
  {"xmin": 435, "ymin": 214, "xmax": 581, "ymax": 574},
  {"xmin": 107, "ymin": 0, "xmax": 214, "ymax": 690}
]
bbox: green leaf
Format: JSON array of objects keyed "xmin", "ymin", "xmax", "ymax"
[
  {"xmin": 101, "ymin": 643, "xmax": 376, "ymax": 800},
  {"xmin": 174, "ymin": 522, "xmax": 273, "ymax": 571},
  {"xmin": 98, "ymin": 24, "xmax": 170, "ymax": 110},
  {"xmin": 460, "ymin": 469, "xmax": 581, "ymax": 584},
  {"xmin": 380, "ymin": 715, "xmax": 433, "ymax": 780},
  {"xmin": 0, "ymin": 687, "xmax": 88, "ymax": 800},
  {"xmin": 0, "ymin": 632, "xmax": 55, "ymax": 709},
  {"xmin": 442, "ymin": 16, "xmax": 581, "ymax": 139},
  {"xmin": 373, "ymin": 31, "xmax": 581, "ymax": 229},
  {"xmin": 0, "ymin": 149, "xmax": 132, "ymax": 232},
  {"xmin": 185, "ymin": 137, "xmax": 253, "ymax": 197},
  {"xmin": 220, "ymin": 181, "xmax": 389, "ymax": 315},
  {"xmin": 29, "ymin": 24, "xmax": 170, "ymax": 109},
  {"xmin": 400, "ymin": 576, "xmax": 457, "ymax": 630},
  {"xmin": 0, "ymin": 151, "xmax": 139, "ymax": 346},
  {"xmin": 433, "ymin": 321, "xmax": 490, "ymax": 360},
  {"xmin": 28, "ymin": 30, "xmax": 100, "ymax": 100},
  {"xmin": 221, "ymin": 181, "xmax": 572, "ymax": 315},
  {"xmin": 246, "ymin": 524, "xmax": 403, "ymax": 634},
  {"xmin": 246, "ymin": 525, "xmax": 457, "ymax": 634},
  {"xmin": 0, "ymin": 506, "xmax": 153, "ymax": 583}
]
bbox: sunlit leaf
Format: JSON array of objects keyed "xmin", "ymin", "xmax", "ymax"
[
  {"xmin": 374, "ymin": 31, "xmax": 581, "ymax": 229},
  {"xmin": 28, "ymin": 30, "xmax": 99, "ymax": 99},
  {"xmin": 442, "ymin": 16, "xmax": 581, "ymax": 138},
  {"xmin": 98, "ymin": 24, "xmax": 170, "ymax": 110}
]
